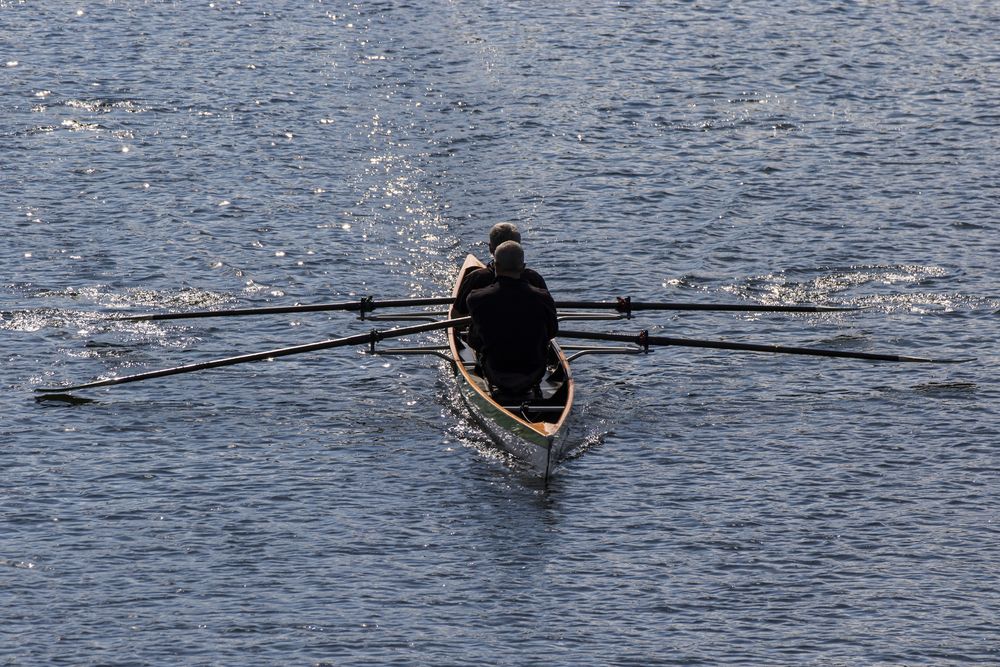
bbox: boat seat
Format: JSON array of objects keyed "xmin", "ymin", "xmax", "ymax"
[
  {"xmin": 483, "ymin": 362, "xmax": 546, "ymax": 397},
  {"xmin": 489, "ymin": 384, "xmax": 541, "ymax": 405},
  {"xmin": 536, "ymin": 373, "xmax": 564, "ymax": 400}
]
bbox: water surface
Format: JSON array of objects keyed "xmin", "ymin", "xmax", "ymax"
[{"xmin": 2, "ymin": 2, "xmax": 998, "ymax": 665}]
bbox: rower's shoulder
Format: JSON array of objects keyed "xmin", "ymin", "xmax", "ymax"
[
  {"xmin": 520, "ymin": 278, "xmax": 555, "ymax": 305},
  {"xmin": 523, "ymin": 267, "xmax": 548, "ymax": 289},
  {"xmin": 466, "ymin": 278, "xmax": 501, "ymax": 307},
  {"xmin": 461, "ymin": 266, "xmax": 495, "ymax": 289}
]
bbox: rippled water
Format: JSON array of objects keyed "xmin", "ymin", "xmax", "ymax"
[{"xmin": 2, "ymin": 2, "xmax": 999, "ymax": 665}]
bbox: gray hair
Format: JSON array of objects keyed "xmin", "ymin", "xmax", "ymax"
[
  {"xmin": 493, "ymin": 240, "xmax": 525, "ymax": 276},
  {"xmin": 489, "ymin": 223, "xmax": 521, "ymax": 252}
]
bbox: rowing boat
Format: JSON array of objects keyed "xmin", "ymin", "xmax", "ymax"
[
  {"xmin": 447, "ymin": 255, "xmax": 575, "ymax": 479},
  {"xmin": 35, "ymin": 260, "xmax": 964, "ymax": 479}
]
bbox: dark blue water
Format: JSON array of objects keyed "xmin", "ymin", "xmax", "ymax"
[{"xmin": 3, "ymin": 2, "xmax": 998, "ymax": 665}]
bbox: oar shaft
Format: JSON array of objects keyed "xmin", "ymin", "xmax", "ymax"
[
  {"xmin": 122, "ymin": 296, "xmax": 853, "ymax": 321},
  {"xmin": 555, "ymin": 300, "xmax": 857, "ymax": 313},
  {"xmin": 646, "ymin": 335, "xmax": 933, "ymax": 363},
  {"xmin": 122, "ymin": 297, "xmax": 456, "ymax": 321},
  {"xmin": 36, "ymin": 317, "xmax": 471, "ymax": 393},
  {"xmin": 558, "ymin": 329, "xmax": 966, "ymax": 363}
]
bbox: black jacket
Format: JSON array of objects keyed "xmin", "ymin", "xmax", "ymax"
[
  {"xmin": 453, "ymin": 262, "xmax": 547, "ymax": 316},
  {"xmin": 466, "ymin": 276, "xmax": 558, "ymax": 379}
]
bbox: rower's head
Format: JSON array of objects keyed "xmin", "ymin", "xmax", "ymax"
[
  {"xmin": 488, "ymin": 223, "xmax": 521, "ymax": 254},
  {"xmin": 493, "ymin": 241, "xmax": 525, "ymax": 278}
]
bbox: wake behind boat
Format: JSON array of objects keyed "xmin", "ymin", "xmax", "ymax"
[{"xmin": 447, "ymin": 255, "xmax": 575, "ymax": 480}]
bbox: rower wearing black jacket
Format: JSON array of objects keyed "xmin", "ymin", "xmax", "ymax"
[
  {"xmin": 466, "ymin": 241, "xmax": 558, "ymax": 396},
  {"xmin": 453, "ymin": 222, "xmax": 547, "ymax": 316}
]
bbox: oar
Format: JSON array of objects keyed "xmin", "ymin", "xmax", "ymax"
[
  {"xmin": 558, "ymin": 329, "xmax": 972, "ymax": 363},
  {"xmin": 35, "ymin": 317, "xmax": 471, "ymax": 394},
  {"xmin": 556, "ymin": 297, "xmax": 858, "ymax": 314},
  {"xmin": 118, "ymin": 295, "xmax": 853, "ymax": 321},
  {"xmin": 119, "ymin": 296, "xmax": 456, "ymax": 321}
]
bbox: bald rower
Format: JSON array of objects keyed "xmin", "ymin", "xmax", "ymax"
[
  {"xmin": 466, "ymin": 241, "xmax": 558, "ymax": 396},
  {"xmin": 453, "ymin": 222, "xmax": 547, "ymax": 316}
]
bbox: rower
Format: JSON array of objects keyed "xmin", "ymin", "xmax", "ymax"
[
  {"xmin": 453, "ymin": 222, "xmax": 547, "ymax": 316},
  {"xmin": 466, "ymin": 241, "xmax": 558, "ymax": 398}
]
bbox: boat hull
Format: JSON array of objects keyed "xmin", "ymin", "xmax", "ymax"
[
  {"xmin": 451, "ymin": 356, "xmax": 572, "ymax": 477},
  {"xmin": 448, "ymin": 255, "xmax": 574, "ymax": 479}
]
